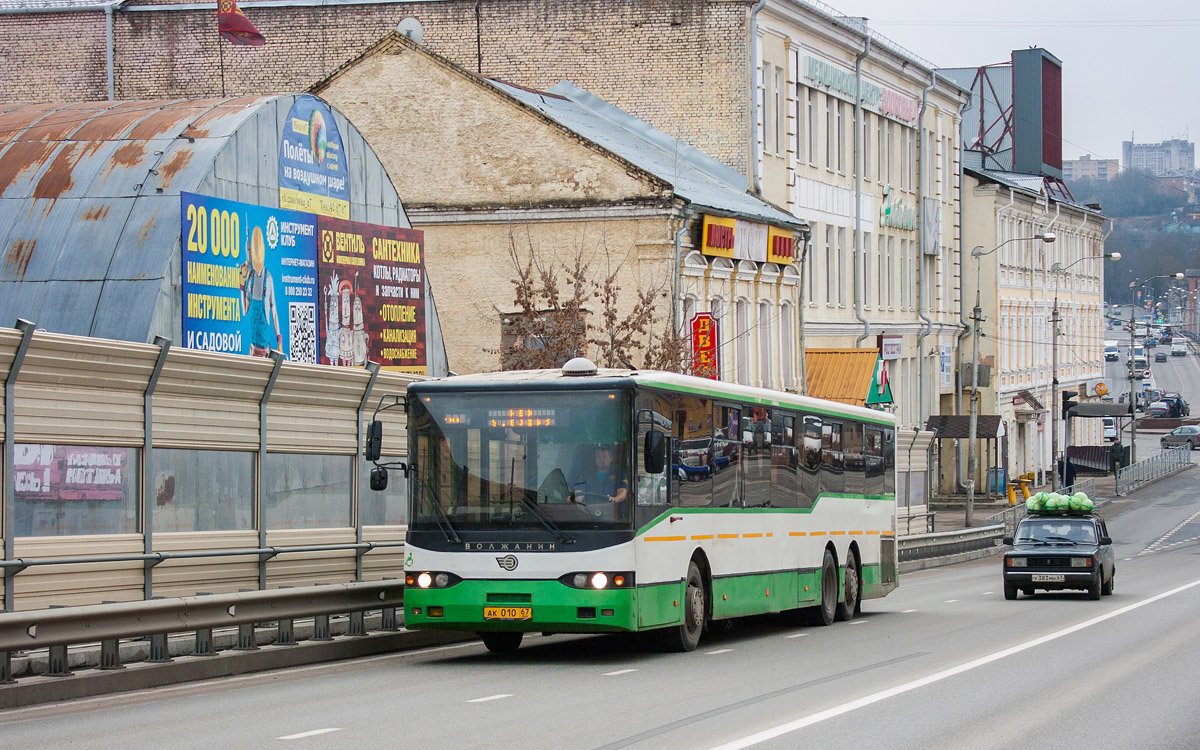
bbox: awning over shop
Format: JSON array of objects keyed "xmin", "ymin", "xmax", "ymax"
[
  {"xmin": 1069, "ymin": 403, "xmax": 1134, "ymax": 418},
  {"xmin": 806, "ymin": 348, "xmax": 892, "ymax": 407},
  {"xmin": 924, "ymin": 415, "xmax": 1003, "ymax": 439}
]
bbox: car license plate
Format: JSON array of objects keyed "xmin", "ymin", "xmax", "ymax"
[
  {"xmin": 483, "ymin": 606, "xmax": 531, "ymax": 620},
  {"xmin": 1031, "ymin": 574, "xmax": 1065, "ymax": 583}
]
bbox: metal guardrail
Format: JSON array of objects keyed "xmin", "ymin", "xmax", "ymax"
[
  {"xmin": 983, "ymin": 505, "xmax": 1026, "ymax": 538},
  {"xmin": 1058, "ymin": 477, "xmax": 1097, "ymax": 498},
  {"xmin": 1116, "ymin": 445, "xmax": 1191, "ymax": 496},
  {"xmin": 0, "ymin": 579, "xmax": 404, "ymax": 684},
  {"xmin": 897, "ymin": 524, "xmax": 1004, "ymax": 562},
  {"xmin": 0, "ymin": 540, "xmax": 405, "ymax": 572},
  {"xmin": 897, "ymin": 510, "xmax": 936, "ymax": 535}
]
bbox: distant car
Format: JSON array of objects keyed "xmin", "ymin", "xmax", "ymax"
[
  {"xmin": 1144, "ymin": 337, "xmax": 1156, "ymax": 348},
  {"xmin": 1155, "ymin": 350, "xmax": 1168, "ymax": 362},
  {"xmin": 1003, "ymin": 513, "xmax": 1115, "ymax": 600},
  {"xmin": 1161, "ymin": 393, "xmax": 1190, "ymax": 417},
  {"xmin": 1102, "ymin": 417, "xmax": 1117, "ymax": 441},
  {"xmin": 1172, "ymin": 342, "xmax": 1188, "ymax": 356},
  {"xmin": 1147, "ymin": 400, "xmax": 1172, "ymax": 418},
  {"xmin": 1161, "ymin": 425, "xmax": 1200, "ymax": 450}
]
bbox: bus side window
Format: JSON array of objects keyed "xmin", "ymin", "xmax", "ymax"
[
  {"xmin": 822, "ymin": 422, "xmax": 844, "ymax": 496},
  {"xmin": 843, "ymin": 422, "xmax": 864, "ymax": 497},
  {"xmin": 635, "ymin": 391, "xmax": 673, "ymax": 512},
  {"xmin": 742, "ymin": 407, "xmax": 772, "ymax": 507},
  {"xmin": 800, "ymin": 415, "xmax": 821, "ymax": 509},
  {"xmin": 674, "ymin": 394, "xmax": 713, "ymax": 508},
  {"xmin": 713, "ymin": 404, "xmax": 742, "ymax": 507},
  {"xmin": 883, "ymin": 427, "xmax": 896, "ymax": 495},
  {"xmin": 772, "ymin": 413, "xmax": 799, "ymax": 508},
  {"xmin": 864, "ymin": 427, "xmax": 885, "ymax": 497}
]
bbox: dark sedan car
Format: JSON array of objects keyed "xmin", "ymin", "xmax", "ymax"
[
  {"xmin": 1003, "ymin": 513, "xmax": 1115, "ymax": 600},
  {"xmin": 1155, "ymin": 350, "xmax": 1168, "ymax": 362}
]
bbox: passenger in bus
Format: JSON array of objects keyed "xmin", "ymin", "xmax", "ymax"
[{"xmin": 568, "ymin": 444, "xmax": 629, "ymax": 509}]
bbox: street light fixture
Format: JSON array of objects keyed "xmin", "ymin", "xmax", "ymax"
[
  {"xmin": 1048, "ymin": 251, "xmax": 1122, "ymax": 488},
  {"xmin": 964, "ymin": 232, "xmax": 1056, "ymax": 526}
]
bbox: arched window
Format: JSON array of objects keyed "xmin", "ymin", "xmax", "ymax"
[
  {"xmin": 758, "ymin": 301, "xmax": 773, "ymax": 388},
  {"xmin": 735, "ymin": 298, "xmax": 750, "ymax": 385},
  {"xmin": 780, "ymin": 302, "xmax": 794, "ymax": 388},
  {"xmin": 711, "ymin": 297, "xmax": 725, "ymax": 380}
]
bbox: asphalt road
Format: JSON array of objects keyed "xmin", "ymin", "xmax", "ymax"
[
  {"xmin": 3, "ymin": 473, "xmax": 1200, "ymax": 749},
  {"xmin": 1104, "ymin": 324, "xmax": 1200, "ymax": 460}
]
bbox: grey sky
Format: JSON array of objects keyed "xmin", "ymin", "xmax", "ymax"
[{"xmin": 836, "ymin": 0, "xmax": 1196, "ymax": 163}]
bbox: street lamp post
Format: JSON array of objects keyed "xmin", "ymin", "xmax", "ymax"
[
  {"xmin": 1049, "ymin": 251, "xmax": 1121, "ymax": 488},
  {"xmin": 965, "ymin": 232, "xmax": 1056, "ymax": 526}
]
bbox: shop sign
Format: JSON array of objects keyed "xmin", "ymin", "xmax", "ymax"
[
  {"xmin": 939, "ymin": 338, "xmax": 953, "ymax": 388},
  {"xmin": 279, "ymin": 95, "xmax": 350, "ymax": 219},
  {"xmin": 880, "ymin": 187, "xmax": 918, "ymax": 231},
  {"xmin": 801, "ymin": 54, "xmax": 920, "ymax": 125},
  {"xmin": 702, "ymin": 215, "xmax": 736, "ymax": 259},
  {"xmin": 880, "ymin": 335, "xmax": 903, "ymax": 360},
  {"xmin": 702, "ymin": 215, "xmax": 788, "ymax": 264},
  {"xmin": 691, "ymin": 312, "xmax": 719, "ymax": 379},
  {"xmin": 317, "ymin": 216, "xmax": 427, "ymax": 374},
  {"xmin": 766, "ymin": 226, "xmax": 795, "ymax": 265},
  {"xmin": 180, "ymin": 192, "xmax": 319, "ymax": 361}
]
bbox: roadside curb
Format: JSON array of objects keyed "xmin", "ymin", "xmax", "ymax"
[{"xmin": 899, "ymin": 544, "xmax": 1002, "ymax": 574}]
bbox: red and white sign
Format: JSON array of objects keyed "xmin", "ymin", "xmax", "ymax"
[
  {"xmin": 880, "ymin": 335, "xmax": 903, "ymax": 361},
  {"xmin": 691, "ymin": 312, "xmax": 719, "ymax": 380}
]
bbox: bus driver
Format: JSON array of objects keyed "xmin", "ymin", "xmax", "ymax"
[{"xmin": 568, "ymin": 444, "xmax": 629, "ymax": 509}]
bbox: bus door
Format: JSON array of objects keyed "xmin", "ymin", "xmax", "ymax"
[{"xmin": 713, "ymin": 403, "xmax": 742, "ymax": 506}]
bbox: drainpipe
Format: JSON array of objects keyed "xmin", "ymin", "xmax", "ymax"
[
  {"xmin": 105, "ymin": 4, "xmax": 115, "ymax": 100},
  {"xmin": 916, "ymin": 71, "xmax": 936, "ymax": 428},
  {"xmin": 797, "ymin": 234, "xmax": 811, "ymax": 394},
  {"xmin": 748, "ymin": 0, "xmax": 767, "ymax": 195},
  {"xmin": 854, "ymin": 36, "xmax": 872, "ymax": 346},
  {"xmin": 672, "ymin": 207, "xmax": 693, "ymax": 335}
]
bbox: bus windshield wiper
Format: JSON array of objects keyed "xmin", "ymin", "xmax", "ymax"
[
  {"xmin": 509, "ymin": 483, "xmax": 575, "ymax": 545},
  {"xmin": 421, "ymin": 479, "xmax": 462, "ymax": 544}
]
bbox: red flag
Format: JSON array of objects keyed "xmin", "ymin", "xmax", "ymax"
[{"xmin": 218, "ymin": 0, "xmax": 265, "ymax": 46}]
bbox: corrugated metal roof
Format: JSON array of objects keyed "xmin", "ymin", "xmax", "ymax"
[
  {"xmin": 490, "ymin": 80, "xmax": 808, "ymax": 233},
  {"xmin": 804, "ymin": 348, "xmax": 880, "ymax": 407},
  {"xmin": 925, "ymin": 415, "xmax": 1003, "ymax": 439}
]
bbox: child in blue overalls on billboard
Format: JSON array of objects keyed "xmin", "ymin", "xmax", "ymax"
[{"xmin": 239, "ymin": 225, "xmax": 282, "ymax": 357}]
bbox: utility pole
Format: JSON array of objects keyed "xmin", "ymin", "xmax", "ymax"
[
  {"xmin": 1129, "ymin": 305, "xmax": 1137, "ymax": 464},
  {"xmin": 1051, "ymin": 303, "xmax": 1060, "ymax": 488},
  {"xmin": 965, "ymin": 290, "xmax": 983, "ymax": 527}
]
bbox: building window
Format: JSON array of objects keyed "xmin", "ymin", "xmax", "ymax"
[
  {"xmin": 836, "ymin": 100, "xmax": 845, "ymax": 173},
  {"xmin": 878, "ymin": 234, "xmax": 886, "ymax": 308},
  {"xmin": 806, "ymin": 231, "xmax": 817, "ymax": 302},
  {"xmin": 825, "ymin": 94, "xmax": 835, "ymax": 169},
  {"xmin": 13, "ymin": 444, "xmax": 138, "ymax": 537},
  {"xmin": 152, "ymin": 449, "xmax": 254, "ymax": 532},
  {"xmin": 825, "ymin": 226, "xmax": 835, "ymax": 305},
  {"xmin": 863, "ymin": 113, "xmax": 871, "ymax": 179},
  {"xmin": 887, "ymin": 121, "xmax": 895, "ymax": 184},
  {"xmin": 758, "ymin": 301, "xmax": 773, "ymax": 387},
  {"xmin": 808, "ymin": 89, "xmax": 818, "ymax": 166},
  {"xmin": 795, "ymin": 83, "xmax": 805, "ymax": 163},
  {"xmin": 877, "ymin": 118, "xmax": 884, "ymax": 182},
  {"xmin": 863, "ymin": 232, "xmax": 871, "ymax": 308},
  {"xmin": 711, "ymin": 297, "xmax": 726, "ymax": 379},
  {"xmin": 762, "ymin": 62, "xmax": 773, "ymax": 156},
  {"xmin": 837, "ymin": 227, "xmax": 846, "ymax": 305},
  {"xmin": 735, "ymin": 299, "xmax": 750, "ymax": 385},
  {"xmin": 775, "ymin": 65, "xmax": 786, "ymax": 157}
]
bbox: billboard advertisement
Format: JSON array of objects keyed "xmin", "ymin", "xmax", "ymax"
[
  {"xmin": 279, "ymin": 95, "xmax": 350, "ymax": 219},
  {"xmin": 691, "ymin": 312, "xmax": 718, "ymax": 379},
  {"xmin": 317, "ymin": 215, "xmax": 427, "ymax": 374},
  {"xmin": 180, "ymin": 192, "xmax": 320, "ymax": 362}
]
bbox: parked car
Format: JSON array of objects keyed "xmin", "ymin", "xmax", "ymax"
[
  {"xmin": 1102, "ymin": 417, "xmax": 1117, "ymax": 441},
  {"xmin": 1002, "ymin": 512, "xmax": 1115, "ymax": 600},
  {"xmin": 1161, "ymin": 392, "xmax": 1190, "ymax": 417},
  {"xmin": 1155, "ymin": 350, "xmax": 1168, "ymax": 362},
  {"xmin": 1147, "ymin": 400, "xmax": 1173, "ymax": 418},
  {"xmin": 1161, "ymin": 425, "xmax": 1200, "ymax": 450},
  {"xmin": 1172, "ymin": 341, "xmax": 1188, "ymax": 356}
]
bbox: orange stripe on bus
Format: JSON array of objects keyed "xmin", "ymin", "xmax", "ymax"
[
  {"xmin": 742, "ymin": 533, "xmax": 763, "ymax": 539},
  {"xmin": 849, "ymin": 531, "xmax": 863, "ymax": 535},
  {"xmin": 789, "ymin": 532, "xmax": 807, "ymax": 536},
  {"xmin": 717, "ymin": 534, "xmax": 739, "ymax": 539},
  {"xmin": 866, "ymin": 530, "xmax": 881, "ymax": 535},
  {"xmin": 690, "ymin": 535, "xmax": 714, "ymax": 540},
  {"xmin": 810, "ymin": 531, "xmax": 827, "ymax": 536},
  {"xmin": 830, "ymin": 531, "xmax": 846, "ymax": 535},
  {"xmin": 645, "ymin": 536, "xmax": 685, "ymax": 542}
]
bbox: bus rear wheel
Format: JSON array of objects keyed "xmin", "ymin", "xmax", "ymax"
[
  {"xmin": 481, "ymin": 631, "xmax": 523, "ymax": 653},
  {"xmin": 665, "ymin": 561, "xmax": 705, "ymax": 652},
  {"xmin": 836, "ymin": 549, "xmax": 860, "ymax": 622},
  {"xmin": 812, "ymin": 549, "xmax": 837, "ymax": 626}
]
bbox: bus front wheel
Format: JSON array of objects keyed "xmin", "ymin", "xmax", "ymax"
[
  {"xmin": 481, "ymin": 631, "xmax": 523, "ymax": 653},
  {"xmin": 665, "ymin": 561, "xmax": 706, "ymax": 652}
]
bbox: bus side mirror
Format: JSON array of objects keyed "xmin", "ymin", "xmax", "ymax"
[
  {"xmin": 366, "ymin": 420, "xmax": 383, "ymax": 462},
  {"xmin": 370, "ymin": 465, "xmax": 388, "ymax": 491},
  {"xmin": 644, "ymin": 430, "xmax": 666, "ymax": 474}
]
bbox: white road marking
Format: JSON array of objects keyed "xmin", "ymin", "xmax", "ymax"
[
  {"xmin": 943, "ymin": 599, "xmax": 959, "ymax": 603},
  {"xmin": 901, "ymin": 609, "xmax": 917, "ymax": 613},
  {"xmin": 848, "ymin": 621, "xmax": 865, "ymax": 626},
  {"xmin": 603, "ymin": 669, "xmax": 639, "ymax": 676},
  {"xmin": 784, "ymin": 633, "xmax": 808, "ymax": 639},
  {"xmin": 467, "ymin": 694, "xmax": 513, "ymax": 703},
  {"xmin": 277, "ymin": 728, "xmax": 341, "ymax": 740},
  {"xmin": 706, "ymin": 578, "xmax": 1200, "ymax": 750},
  {"xmin": 980, "ymin": 592, "xmax": 993, "ymax": 596},
  {"xmin": 706, "ymin": 648, "xmax": 734, "ymax": 655}
]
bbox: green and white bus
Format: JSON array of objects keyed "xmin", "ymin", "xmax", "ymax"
[{"xmin": 386, "ymin": 358, "xmax": 897, "ymax": 652}]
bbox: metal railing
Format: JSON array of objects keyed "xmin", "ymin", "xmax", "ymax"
[
  {"xmin": 1058, "ymin": 477, "xmax": 1097, "ymax": 498},
  {"xmin": 983, "ymin": 505, "xmax": 1026, "ymax": 538},
  {"xmin": 1116, "ymin": 445, "xmax": 1192, "ymax": 495},
  {"xmin": 897, "ymin": 525, "xmax": 1004, "ymax": 562},
  {"xmin": 0, "ymin": 579, "xmax": 404, "ymax": 686}
]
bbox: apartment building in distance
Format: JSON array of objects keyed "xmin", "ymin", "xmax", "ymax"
[
  {"xmin": 1063, "ymin": 155, "xmax": 1119, "ymax": 182},
  {"xmin": 1122, "ymin": 138, "xmax": 1195, "ymax": 176}
]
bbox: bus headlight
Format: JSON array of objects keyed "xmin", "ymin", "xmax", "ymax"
[
  {"xmin": 405, "ymin": 571, "xmax": 462, "ymax": 588},
  {"xmin": 435, "ymin": 573, "xmax": 450, "ymax": 588},
  {"xmin": 417, "ymin": 572, "xmax": 433, "ymax": 588},
  {"xmin": 591, "ymin": 572, "xmax": 608, "ymax": 590},
  {"xmin": 574, "ymin": 573, "xmax": 588, "ymax": 588},
  {"xmin": 560, "ymin": 572, "xmax": 634, "ymax": 589}
]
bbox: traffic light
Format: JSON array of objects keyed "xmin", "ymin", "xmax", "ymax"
[{"xmin": 1061, "ymin": 390, "xmax": 1079, "ymax": 419}]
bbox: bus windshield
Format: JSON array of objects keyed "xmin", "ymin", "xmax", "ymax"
[{"xmin": 408, "ymin": 389, "xmax": 633, "ymax": 532}]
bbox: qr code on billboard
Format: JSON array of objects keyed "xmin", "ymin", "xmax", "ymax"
[{"xmin": 288, "ymin": 302, "xmax": 317, "ymax": 364}]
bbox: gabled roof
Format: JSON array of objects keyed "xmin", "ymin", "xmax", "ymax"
[
  {"xmin": 804, "ymin": 348, "xmax": 881, "ymax": 408},
  {"xmin": 493, "ymin": 79, "xmax": 807, "ymax": 233}
]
